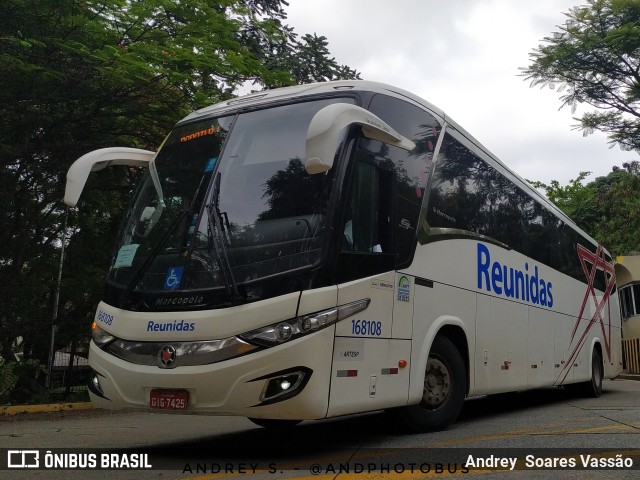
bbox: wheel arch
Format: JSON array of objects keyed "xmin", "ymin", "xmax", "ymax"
[
  {"xmin": 409, "ymin": 317, "xmax": 471, "ymax": 404},
  {"xmin": 437, "ymin": 324, "xmax": 470, "ymax": 396},
  {"xmin": 588, "ymin": 338, "xmax": 604, "ymax": 377}
]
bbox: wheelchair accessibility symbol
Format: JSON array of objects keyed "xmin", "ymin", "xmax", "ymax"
[{"xmin": 164, "ymin": 266, "xmax": 184, "ymax": 290}]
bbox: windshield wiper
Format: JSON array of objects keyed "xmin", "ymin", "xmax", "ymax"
[
  {"xmin": 119, "ymin": 207, "xmax": 190, "ymax": 307},
  {"xmin": 206, "ymin": 172, "xmax": 240, "ymax": 298}
]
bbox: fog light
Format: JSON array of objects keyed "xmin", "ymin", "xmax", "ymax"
[
  {"xmin": 256, "ymin": 368, "xmax": 312, "ymax": 405},
  {"xmin": 279, "ymin": 378, "xmax": 292, "ymax": 390},
  {"xmin": 88, "ymin": 372, "xmax": 105, "ymax": 397},
  {"xmin": 92, "ymin": 375, "xmax": 101, "ymax": 392},
  {"xmin": 262, "ymin": 373, "xmax": 301, "ymax": 401}
]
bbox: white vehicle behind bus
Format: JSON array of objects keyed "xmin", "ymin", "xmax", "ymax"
[{"xmin": 66, "ymin": 80, "xmax": 623, "ymax": 431}]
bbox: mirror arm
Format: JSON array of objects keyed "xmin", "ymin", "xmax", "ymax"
[
  {"xmin": 305, "ymin": 103, "xmax": 415, "ymax": 174},
  {"xmin": 64, "ymin": 147, "xmax": 155, "ymax": 207}
]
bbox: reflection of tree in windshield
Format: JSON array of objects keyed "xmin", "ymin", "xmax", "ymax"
[
  {"xmin": 258, "ymin": 158, "xmax": 329, "ymax": 221},
  {"xmin": 225, "ymin": 158, "xmax": 331, "ymax": 250},
  {"xmin": 208, "ymin": 157, "xmax": 332, "ymax": 286}
]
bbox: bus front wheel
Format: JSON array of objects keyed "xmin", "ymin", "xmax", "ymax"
[{"xmin": 399, "ymin": 336, "xmax": 466, "ymax": 432}]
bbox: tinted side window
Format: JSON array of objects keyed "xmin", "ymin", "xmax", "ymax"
[
  {"xmin": 425, "ymin": 132, "xmax": 610, "ymax": 290},
  {"xmin": 426, "ymin": 133, "xmax": 493, "ymax": 236}
]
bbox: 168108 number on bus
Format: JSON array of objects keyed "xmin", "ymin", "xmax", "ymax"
[{"xmin": 351, "ymin": 320, "xmax": 382, "ymax": 336}]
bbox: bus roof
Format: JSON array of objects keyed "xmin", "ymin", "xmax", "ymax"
[{"xmin": 179, "ymin": 80, "xmax": 446, "ymax": 124}]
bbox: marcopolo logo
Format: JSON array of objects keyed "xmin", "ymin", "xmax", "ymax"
[
  {"xmin": 155, "ymin": 295, "xmax": 204, "ymax": 307},
  {"xmin": 476, "ymin": 243, "xmax": 553, "ymax": 308}
]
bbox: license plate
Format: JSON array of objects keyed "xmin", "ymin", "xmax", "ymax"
[{"xmin": 150, "ymin": 389, "xmax": 188, "ymax": 410}]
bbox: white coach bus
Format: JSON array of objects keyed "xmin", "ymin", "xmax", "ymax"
[{"xmin": 65, "ymin": 80, "xmax": 623, "ymax": 430}]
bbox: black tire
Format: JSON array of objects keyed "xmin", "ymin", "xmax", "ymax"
[
  {"xmin": 247, "ymin": 418, "xmax": 302, "ymax": 429},
  {"xmin": 579, "ymin": 348, "xmax": 604, "ymax": 398},
  {"xmin": 398, "ymin": 336, "xmax": 466, "ymax": 432}
]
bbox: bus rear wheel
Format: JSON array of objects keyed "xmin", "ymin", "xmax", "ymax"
[
  {"xmin": 398, "ymin": 336, "xmax": 466, "ymax": 432},
  {"xmin": 579, "ymin": 348, "xmax": 604, "ymax": 398}
]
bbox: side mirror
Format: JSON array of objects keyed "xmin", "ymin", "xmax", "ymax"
[
  {"xmin": 64, "ymin": 147, "xmax": 155, "ymax": 207},
  {"xmin": 305, "ymin": 103, "xmax": 416, "ymax": 174}
]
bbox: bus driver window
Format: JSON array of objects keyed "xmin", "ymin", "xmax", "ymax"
[
  {"xmin": 343, "ymin": 219, "xmax": 382, "ymax": 253},
  {"xmin": 341, "ymin": 160, "xmax": 391, "ymax": 254}
]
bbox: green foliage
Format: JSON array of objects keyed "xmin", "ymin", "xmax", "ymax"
[
  {"xmin": 1, "ymin": 359, "xmax": 48, "ymax": 404},
  {"xmin": 0, "ymin": 359, "xmax": 19, "ymax": 402},
  {"xmin": 533, "ymin": 162, "xmax": 640, "ymax": 255},
  {"xmin": 0, "ymin": 0, "xmax": 359, "ymax": 384},
  {"xmin": 523, "ymin": 0, "xmax": 640, "ymax": 152},
  {"xmin": 268, "ymin": 33, "xmax": 361, "ymax": 84},
  {"xmin": 530, "ymin": 172, "xmax": 599, "ymax": 234},
  {"xmin": 590, "ymin": 162, "xmax": 640, "ymax": 255}
]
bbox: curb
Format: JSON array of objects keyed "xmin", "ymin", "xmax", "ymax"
[
  {"xmin": 617, "ymin": 373, "xmax": 640, "ymax": 381},
  {"xmin": 1, "ymin": 402, "xmax": 95, "ymax": 416}
]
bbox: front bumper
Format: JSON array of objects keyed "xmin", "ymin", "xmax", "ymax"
[{"xmin": 88, "ymin": 326, "xmax": 335, "ymax": 420}]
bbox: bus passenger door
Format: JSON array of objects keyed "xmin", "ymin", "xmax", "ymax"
[{"xmin": 327, "ymin": 156, "xmax": 412, "ymax": 417}]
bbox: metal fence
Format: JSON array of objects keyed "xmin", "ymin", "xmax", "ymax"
[
  {"xmin": 49, "ymin": 349, "xmax": 91, "ymax": 392},
  {"xmin": 1, "ymin": 340, "xmax": 91, "ymax": 405}
]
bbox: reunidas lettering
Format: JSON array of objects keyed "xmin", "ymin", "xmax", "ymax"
[
  {"xmin": 477, "ymin": 243, "xmax": 553, "ymax": 308},
  {"xmin": 147, "ymin": 320, "xmax": 196, "ymax": 332}
]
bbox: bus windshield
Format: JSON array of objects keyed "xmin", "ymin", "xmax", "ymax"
[{"xmin": 107, "ymin": 98, "xmax": 351, "ymax": 306}]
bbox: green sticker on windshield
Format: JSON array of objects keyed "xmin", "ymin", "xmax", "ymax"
[{"xmin": 114, "ymin": 244, "xmax": 140, "ymax": 268}]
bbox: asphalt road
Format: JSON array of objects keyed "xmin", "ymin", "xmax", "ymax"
[{"xmin": 1, "ymin": 379, "xmax": 640, "ymax": 479}]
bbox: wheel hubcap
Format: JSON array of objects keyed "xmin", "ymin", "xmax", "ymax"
[{"xmin": 422, "ymin": 357, "xmax": 451, "ymax": 408}]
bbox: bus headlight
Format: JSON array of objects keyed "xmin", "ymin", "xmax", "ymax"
[
  {"xmin": 239, "ymin": 298, "xmax": 370, "ymax": 347},
  {"xmin": 92, "ymin": 322, "xmax": 117, "ymax": 347},
  {"xmin": 275, "ymin": 322, "xmax": 293, "ymax": 342}
]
